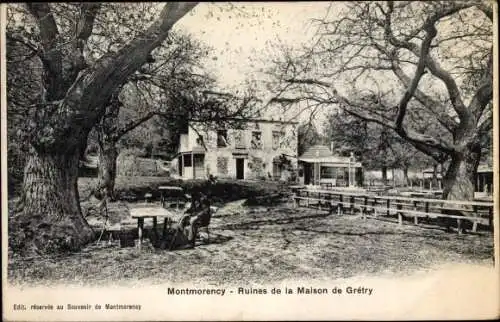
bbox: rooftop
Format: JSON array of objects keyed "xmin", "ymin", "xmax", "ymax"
[
  {"xmin": 190, "ymin": 117, "xmax": 298, "ymax": 125},
  {"xmin": 299, "ymin": 145, "xmax": 334, "ymax": 159},
  {"xmin": 298, "ymin": 145, "xmax": 361, "ymax": 166}
]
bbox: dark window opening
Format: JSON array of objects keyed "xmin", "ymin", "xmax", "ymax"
[
  {"xmin": 183, "ymin": 154, "xmax": 192, "ymax": 167},
  {"xmin": 217, "ymin": 130, "xmax": 229, "ymax": 147},
  {"xmin": 251, "ymin": 131, "xmax": 262, "ymax": 149}
]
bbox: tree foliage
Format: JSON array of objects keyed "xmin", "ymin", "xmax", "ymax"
[
  {"xmin": 325, "ymin": 109, "xmax": 434, "ymax": 171},
  {"xmin": 7, "ymin": 2, "xmax": 197, "ymax": 153},
  {"xmin": 267, "ymin": 1, "xmax": 493, "ymax": 200},
  {"xmin": 297, "ymin": 122, "xmax": 324, "ymax": 156}
]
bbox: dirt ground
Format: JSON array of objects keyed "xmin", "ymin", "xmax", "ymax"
[{"xmin": 8, "ymin": 200, "xmax": 494, "ymax": 287}]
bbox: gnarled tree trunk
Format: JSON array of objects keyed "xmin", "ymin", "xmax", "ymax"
[
  {"xmin": 11, "ymin": 146, "xmax": 94, "ymax": 254},
  {"xmin": 431, "ymin": 164, "xmax": 439, "ymax": 191},
  {"xmin": 442, "ymin": 147, "xmax": 481, "ymax": 201},
  {"xmin": 439, "ymin": 144, "xmax": 480, "ymax": 233}
]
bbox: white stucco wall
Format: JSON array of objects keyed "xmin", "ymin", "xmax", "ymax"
[{"xmin": 181, "ymin": 120, "xmax": 298, "ymax": 180}]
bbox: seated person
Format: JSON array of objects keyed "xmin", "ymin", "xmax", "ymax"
[
  {"xmin": 186, "ymin": 196, "xmax": 211, "ymax": 246},
  {"xmin": 172, "ymin": 192, "xmax": 210, "ymax": 247},
  {"xmin": 179, "ymin": 191, "xmax": 201, "ymax": 223}
]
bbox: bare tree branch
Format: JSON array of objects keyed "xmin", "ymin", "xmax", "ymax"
[
  {"xmin": 469, "ymin": 50, "xmax": 493, "ymax": 119},
  {"xmin": 383, "ymin": 1, "xmax": 475, "ymax": 120},
  {"xmin": 76, "ymin": 4, "xmax": 101, "ymax": 43},
  {"xmin": 340, "ymin": 103, "xmax": 453, "ymax": 160},
  {"xmin": 391, "ymin": 63, "xmax": 458, "ymax": 133},
  {"xmin": 394, "ymin": 18, "xmax": 437, "ymax": 129},
  {"xmin": 115, "ymin": 111, "xmax": 157, "ymax": 138}
]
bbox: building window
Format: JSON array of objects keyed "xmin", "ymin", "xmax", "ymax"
[
  {"xmin": 217, "ymin": 157, "xmax": 228, "ymax": 175},
  {"xmin": 217, "ymin": 130, "xmax": 229, "ymax": 148},
  {"xmin": 320, "ymin": 167, "xmax": 336, "ymax": 179},
  {"xmin": 281, "ymin": 136, "xmax": 291, "ymax": 149},
  {"xmin": 196, "ymin": 135, "xmax": 204, "ymax": 147},
  {"xmin": 234, "ymin": 131, "xmax": 246, "ymax": 149},
  {"xmin": 193, "ymin": 154, "xmax": 204, "ymax": 166},
  {"xmin": 272, "ymin": 131, "xmax": 284, "ymax": 150},
  {"xmin": 334, "ymin": 168, "xmax": 345, "ymax": 181},
  {"xmin": 251, "ymin": 131, "xmax": 262, "ymax": 149}
]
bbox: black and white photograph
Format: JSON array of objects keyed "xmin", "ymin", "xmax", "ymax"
[{"xmin": 1, "ymin": 1, "xmax": 498, "ymax": 320}]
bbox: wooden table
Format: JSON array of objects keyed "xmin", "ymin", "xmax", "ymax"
[
  {"xmin": 129, "ymin": 207, "xmax": 183, "ymax": 249},
  {"xmin": 158, "ymin": 186, "xmax": 185, "ymax": 209}
]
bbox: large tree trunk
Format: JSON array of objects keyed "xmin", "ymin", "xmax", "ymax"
[
  {"xmin": 442, "ymin": 148, "xmax": 480, "ymax": 201},
  {"xmin": 97, "ymin": 139, "xmax": 118, "ymax": 201},
  {"xmin": 381, "ymin": 166, "xmax": 388, "ymax": 185},
  {"xmin": 10, "ymin": 147, "xmax": 94, "ymax": 254},
  {"xmin": 439, "ymin": 146, "xmax": 480, "ymax": 233},
  {"xmin": 93, "ymin": 89, "xmax": 158, "ymax": 200}
]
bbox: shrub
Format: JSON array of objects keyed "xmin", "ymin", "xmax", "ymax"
[
  {"xmin": 116, "ymin": 154, "xmax": 169, "ymax": 177},
  {"xmin": 79, "ymin": 177, "xmax": 287, "ymax": 204}
]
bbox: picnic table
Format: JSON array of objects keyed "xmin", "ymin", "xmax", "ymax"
[
  {"xmin": 129, "ymin": 207, "xmax": 184, "ymax": 249},
  {"xmin": 158, "ymin": 186, "xmax": 185, "ymax": 209}
]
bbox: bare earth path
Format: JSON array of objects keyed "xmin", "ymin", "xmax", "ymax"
[{"xmin": 8, "ymin": 201, "xmax": 494, "ymax": 287}]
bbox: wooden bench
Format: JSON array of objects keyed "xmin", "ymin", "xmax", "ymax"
[
  {"xmin": 352, "ymin": 201, "xmax": 488, "ymax": 233},
  {"xmin": 293, "ymin": 189, "xmax": 493, "ymax": 234},
  {"xmin": 294, "ymin": 196, "xmax": 366, "ymax": 215}
]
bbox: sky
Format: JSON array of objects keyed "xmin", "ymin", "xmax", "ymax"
[
  {"xmin": 176, "ymin": 2, "xmax": 332, "ymax": 87},
  {"xmin": 173, "ymin": 2, "xmax": 336, "ymax": 124}
]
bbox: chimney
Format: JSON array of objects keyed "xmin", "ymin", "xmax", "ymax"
[{"xmin": 330, "ymin": 141, "xmax": 334, "ymax": 152}]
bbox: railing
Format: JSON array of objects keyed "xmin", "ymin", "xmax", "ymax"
[{"xmin": 292, "ymin": 188, "xmax": 494, "ymax": 234}]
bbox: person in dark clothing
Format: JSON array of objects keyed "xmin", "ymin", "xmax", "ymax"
[
  {"xmin": 176, "ymin": 192, "xmax": 211, "ymax": 247},
  {"xmin": 182, "ymin": 191, "xmax": 201, "ymax": 218},
  {"xmin": 186, "ymin": 196, "xmax": 211, "ymax": 246}
]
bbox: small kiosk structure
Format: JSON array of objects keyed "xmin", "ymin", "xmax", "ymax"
[
  {"xmin": 298, "ymin": 145, "xmax": 363, "ymax": 187},
  {"xmin": 476, "ymin": 164, "xmax": 493, "ymax": 195}
]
